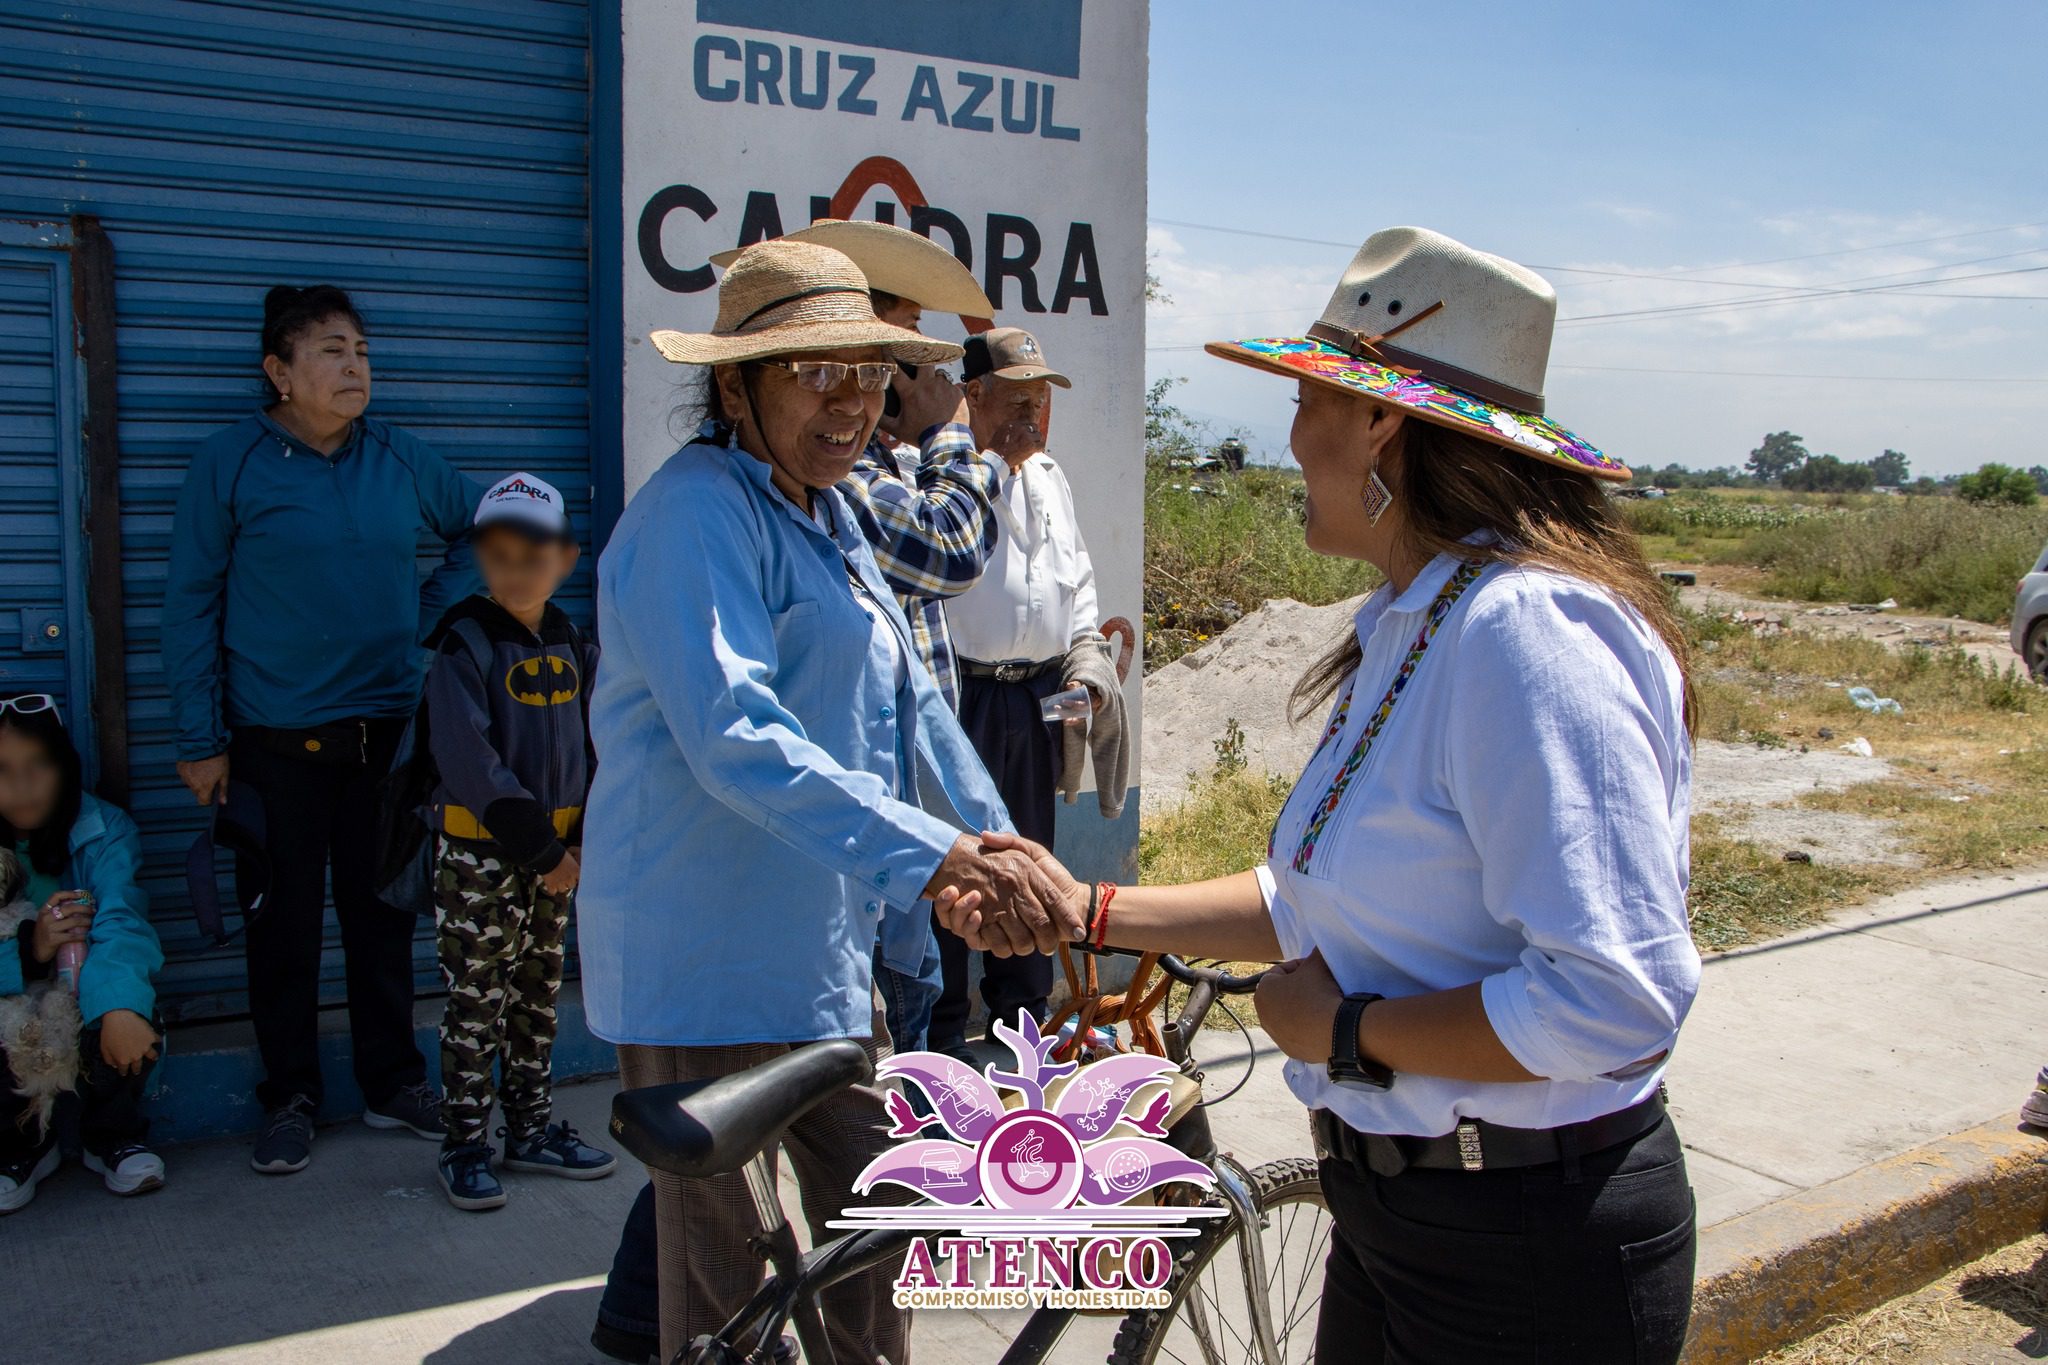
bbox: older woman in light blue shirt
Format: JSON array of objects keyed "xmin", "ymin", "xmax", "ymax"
[
  {"xmin": 579, "ymin": 240, "xmax": 1070, "ymax": 1364},
  {"xmin": 944, "ymin": 229, "xmax": 1703, "ymax": 1364}
]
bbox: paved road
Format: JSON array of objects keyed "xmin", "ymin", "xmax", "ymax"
[{"xmin": 8, "ymin": 866, "xmax": 2043, "ymax": 1363}]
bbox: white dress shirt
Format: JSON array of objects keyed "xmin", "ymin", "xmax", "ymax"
[
  {"xmin": 1260, "ymin": 553, "xmax": 1699, "ymax": 1137},
  {"xmin": 944, "ymin": 451, "xmax": 1100, "ymax": 664}
]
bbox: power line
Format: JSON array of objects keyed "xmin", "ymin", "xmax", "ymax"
[
  {"xmin": 1142, "ymin": 346, "xmax": 2045, "ymax": 383},
  {"xmin": 1556, "ymin": 262, "xmax": 2048, "ymax": 325},
  {"xmin": 1551, "ymin": 364, "xmax": 2046, "ymax": 382},
  {"xmin": 1148, "ymin": 214, "xmax": 2048, "ymax": 294}
]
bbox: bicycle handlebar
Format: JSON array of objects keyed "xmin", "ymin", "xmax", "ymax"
[{"xmin": 1077, "ymin": 943, "xmax": 1270, "ymax": 995}]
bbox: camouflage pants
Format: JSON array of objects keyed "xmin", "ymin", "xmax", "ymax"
[{"xmin": 435, "ymin": 837, "xmax": 570, "ymax": 1148}]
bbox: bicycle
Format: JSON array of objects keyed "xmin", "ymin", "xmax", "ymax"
[{"xmin": 610, "ymin": 950, "xmax": 1332, "ymax": 1365}]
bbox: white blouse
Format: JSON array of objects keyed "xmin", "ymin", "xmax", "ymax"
[{"xmin": 1261, "ymin": 553, "xmax": 1699, "ymax": 1137}]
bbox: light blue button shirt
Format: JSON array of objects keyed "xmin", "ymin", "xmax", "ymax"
[{"xmin": 578, "ymin": 436, "xmax": 1013, "ymax": 1047}]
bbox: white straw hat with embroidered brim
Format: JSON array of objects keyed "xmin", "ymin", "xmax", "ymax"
[
  {"xmin": 1205, "ymin": 226, "xmax": 1629, "ymax": 482},
  {"xmin": 709, "ymin": 219, "xmax": 994, "ymax": 319},
  {"xmin": 649, "ymin": 239, "xmax": 963, "ymax": 368}
]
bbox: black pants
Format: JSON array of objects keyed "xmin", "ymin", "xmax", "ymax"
[
  {"xmin": 232, "ymin": 719, "xmax": 425, "ymax": 1112},
  {"xmin": 931, "ymin": 668, "xmax": 1060, "ymax": 1052},
  {"xmin": 1315, "ymin": 1113, "xmax": 1696, "ymax": 1364},
  {"xmin": 0, "ymin": 1021, "xmax": 153, "ymax": 1161}
]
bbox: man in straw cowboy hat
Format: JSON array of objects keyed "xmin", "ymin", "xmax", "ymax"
[
  {"xmin": 937, "ymin": 226, "xmax": 1701, "ymax": 1363},
  {"xmin": 927, "ymin": 323, "xmax": 1124, "ymax": 1064},
  {"xmin": 578, "ymin": 237, "xmax": 1080, "ymax": 1363}
]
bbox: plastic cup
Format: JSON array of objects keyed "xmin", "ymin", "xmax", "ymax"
[{"xmin": 1041, "ymin": 685, "xmax": 1092, "ymax": 724}]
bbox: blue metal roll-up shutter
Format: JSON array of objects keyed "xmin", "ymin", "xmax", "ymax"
[
  {"xmin": 0, "ymin": 1, "xmax": 594, "ymax": 1020},
  {"xmin": 0, "ymin": 227, "xmax": 96, "ymax": 774}
]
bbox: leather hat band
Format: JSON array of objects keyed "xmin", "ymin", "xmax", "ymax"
[{"xmin": 1307, "ymin": 318, "xmax": 1546, "ymax": 416}]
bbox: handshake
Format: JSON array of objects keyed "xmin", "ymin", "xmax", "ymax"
[{"xmin": 922, "ymin": 831, "xmax": 1087, "ymax": 955}]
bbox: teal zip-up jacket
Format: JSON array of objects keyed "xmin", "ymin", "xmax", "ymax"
[
  {"xmin": 1, "ymin": 795, "xmax": 162, "ymax": 1026},
  {"xmin": 162, "ymin": 412, "xmax": 481, "ymax": 761}
]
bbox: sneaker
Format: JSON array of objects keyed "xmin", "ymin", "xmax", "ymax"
[
  {"xmin": 83, "ymin": 1144, "xmax": 167, "ymax": 1196},
  {"xmin": 364, "ymin": 1081, "xmax": 444, "ymax": 1140},
  {"xmin": 0, "ymin": 1143, "xmax": 60, "ymax": 1215},
  {"xmin": 2023, "ymin": 1066, "xmax": 2048, "ymax": 1130},
  {"xmin": 500, "ymin": 1121, "xmax": 618, "ymax": 1180},
  {"xmin": 439, "ymin": 1141, "xmax": 507, "ymax": 1211},
  {"xmin": 251, "ymin": 1095, "xmax": 315, "ymax": 1174}
]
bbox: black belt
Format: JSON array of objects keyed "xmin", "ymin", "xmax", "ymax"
[
  {"xmin": 1314, "ymin": 1091, "xmax": 1666, "ymax": 1176},
  {"xmin": 959, "ymin": 656, "xmax": 1062, "ymax": 683},
  {"xmin": 239, "ymin": 718, "xmax": 387, "ymax": 767}
]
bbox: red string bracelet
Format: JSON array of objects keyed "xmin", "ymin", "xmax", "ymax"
[{"xmin": 1092, "ymin": 881, "xmax": 1118, "ymax": 950}]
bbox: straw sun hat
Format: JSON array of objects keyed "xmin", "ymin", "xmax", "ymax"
[
  {"xmin": 649, "ymin": 239, "xmax": 962, "ymax": 368},
  {"xmin": 710, "ymin": 219, "xmax": 994, "ymax": 319},
  {"xmin": 1206, "ymin": 226, "xmax": 1629, "ymax": 481}
]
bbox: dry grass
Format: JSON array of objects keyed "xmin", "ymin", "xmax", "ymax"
[
  {"xmin": 1760, "ymin": 1233, "xmax": 2048, "ymax": 1363},
  {"xmin": 1138, "ymin": 608, "xmax": 2048, "ymax": 959}
]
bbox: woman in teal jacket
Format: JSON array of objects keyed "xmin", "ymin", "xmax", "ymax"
[{"xmin": 0, "ymin": 696, "xmax": 165, "ymax": 1214}]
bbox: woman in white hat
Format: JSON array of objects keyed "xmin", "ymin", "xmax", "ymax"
[
  {"xmin": 942, "ymin": 228, "xmax": 1700, "ymax": 1362},
  {"xmin": 578, "ymin": 239, "xmax": 1071, "ymax": 1363}
]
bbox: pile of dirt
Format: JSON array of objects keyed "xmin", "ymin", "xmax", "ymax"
[{"xmin": 1140, "ymin": 594, "xmax": 1361, "ymax": 815}]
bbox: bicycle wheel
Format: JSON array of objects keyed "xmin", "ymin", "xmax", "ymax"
[{"xmin": 1107, "ymin": 1157, "xmax": 1331, "ymax": 1365}]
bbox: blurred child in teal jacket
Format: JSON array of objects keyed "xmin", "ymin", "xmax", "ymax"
[{"xmin": 0, "ymin": 697, "xmax": 165, "ymax": 1214}]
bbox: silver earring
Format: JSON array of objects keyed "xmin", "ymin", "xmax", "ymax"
[
  {"xmin": 1361, "ymin": 467, "xmax": 1393, "ymax": 525},
  {"xmin": 280, "ymin": 391, "xmax": 290, "ymax": 402}
]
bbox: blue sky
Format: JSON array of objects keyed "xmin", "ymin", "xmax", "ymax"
[{"xmin": 1143, "ymin": 1, "xmax": 2048, "ymax": 477}]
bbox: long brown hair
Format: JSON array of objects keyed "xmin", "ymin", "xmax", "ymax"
[{"xmin": 1290, "ymin": 416, "xmax": 1697, "ymax": 734}]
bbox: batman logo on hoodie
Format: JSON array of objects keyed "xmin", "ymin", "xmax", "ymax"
[{"xmin": 505, "ymin": 654, "xmax": 580, "ymax": 706}]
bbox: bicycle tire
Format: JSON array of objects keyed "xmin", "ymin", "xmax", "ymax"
[{"xmin": 1106, "ymin": 1156, "xmax": 1331, "ymax": 1365}]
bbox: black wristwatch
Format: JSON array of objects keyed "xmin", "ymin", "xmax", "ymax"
[{"xmin": 1328, "ymin": 992, "xmax": 1394, "ymax": 1090}]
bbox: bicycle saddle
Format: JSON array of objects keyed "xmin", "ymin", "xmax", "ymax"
[{"xmin": 609, "ymin": 1039, "xmax": 874, "ymax": 1179}]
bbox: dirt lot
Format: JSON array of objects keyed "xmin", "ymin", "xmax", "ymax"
[
  {"xmin": 1677, "ymin": 566, "xmax": 2017, "ymax": 675},
  {"xmin": 1759, "ymin": 1233, "xmax": 2048, "ymax": 1364}
]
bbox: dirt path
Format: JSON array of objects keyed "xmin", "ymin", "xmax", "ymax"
[{"xmin": 1670, "ymin": 566, "xmax": 2018, "ymax": 675}]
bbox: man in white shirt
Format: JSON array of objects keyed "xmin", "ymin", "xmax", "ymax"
[{"xmin": 933, "ymin": 327, "xmax": 1100, "ymax": 1056}]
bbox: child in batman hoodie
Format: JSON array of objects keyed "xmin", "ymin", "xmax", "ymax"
[{"xmin": 422, "ymin": 471, "xmax": 614, "ymax": 1211}]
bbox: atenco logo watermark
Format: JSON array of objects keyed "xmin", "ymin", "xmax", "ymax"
[{"xmin": 829, "ymin": 1014, "xmax": 1224, "ymax": 1312}]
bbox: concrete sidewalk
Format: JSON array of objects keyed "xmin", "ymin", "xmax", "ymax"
[{"xmin": 6, "ymin": 866, "xmax": 2044, "ymax": 1364}]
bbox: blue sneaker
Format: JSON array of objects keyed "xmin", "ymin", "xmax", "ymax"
[
  {"xmin": 438, "ymin": 1142, "xmax": 507, "ymax": 1211},
  {"xmin": 500, "ymin": 1122, "xmax": 617, "ymax": 1180}
]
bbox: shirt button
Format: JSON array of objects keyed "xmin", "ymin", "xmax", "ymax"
[
  {"xmin": 876, "ymin": 870, "xmax": 890, "ymax": 887},
  {"xmin": 866, "ymin": 901, "xmax": 881, "ymax": 914},
  {"xmin": 879, "ymin": 705, "xmax": 894, "ymax": 719}
]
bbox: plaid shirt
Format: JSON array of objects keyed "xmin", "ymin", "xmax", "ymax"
[{"xmin": 837, "ymin": 422, "xmax": 999, "ymax": 710}]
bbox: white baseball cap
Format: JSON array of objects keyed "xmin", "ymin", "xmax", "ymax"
[{"xmin": 474, "ymin": 472, "xmax": 572, "ymax": 541}]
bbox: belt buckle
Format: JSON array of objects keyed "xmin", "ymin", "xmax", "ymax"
[
  {"xmin": 995, "ymin": 662, "xmax": 1026, "ymax": 683},
  {"xmin": 1455, "ymin": 1120, "xmax": 1485, "ymax": 1172}
]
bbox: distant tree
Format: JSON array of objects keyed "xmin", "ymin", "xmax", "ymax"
[
  {"xmin": 1745, "ymin": 431, "xmax": 1809, "ymax": 483},
  {"xmin": 1782, "ymin": 454, "xmax": 1877, "ymax": 493},
  {"xmin": 2029, "ymin": 465, "xmax": 2048, "ymax": 495},
  {"xmin": 1956, "ymin": 461, "xmax": 2039, "ymax": 506},
  {"xmin": 1868, "ymin": 449, "xmax": 1911, "ymax": 486},
  {"xmin": 1903, "ymin": 476, "xmax": 1942, "ymax": 496},
  {"xmin": 1144, "ymin": 253, "xmax": 1172, "ymax": 306}
]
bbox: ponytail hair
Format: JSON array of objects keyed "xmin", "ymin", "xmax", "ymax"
[{"xmin": 260, "ymin": 284, "xmax": 367, "ymax": 401}]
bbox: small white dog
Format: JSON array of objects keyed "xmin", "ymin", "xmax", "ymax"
[{"xmin": 0, "ymin": 845, "xmax": 83, "ymax": 1136}]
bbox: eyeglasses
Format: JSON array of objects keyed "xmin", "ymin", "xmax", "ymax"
[
  {"xmin": 755, "ymin": 359, "xmax": 899, "ymax": 394},
  {"xmin": 0, "ymin": 694, "xmax": 58, "ymax": 719}
]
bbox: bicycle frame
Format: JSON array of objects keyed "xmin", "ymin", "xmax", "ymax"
[
  {"xmin": 687, "ymin": 954, "xmax": 1286, "ymax": 1365},
  {"xmin": 694, "ymin": 1147, "xmax": 1080, "ymax": 1365}
]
